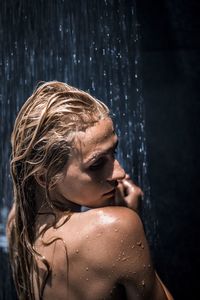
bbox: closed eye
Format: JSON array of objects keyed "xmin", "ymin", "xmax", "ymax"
[
  {"xmin": 87, "ymin": 139, "xmax": 118, "ymax": 172},
  {"xmin": 89, "ymin": 149, "xmax": 118, "ymax": 172},
  {"xmin": 88, "ymin": 157, "xmax": 107, "ymax": 171}
]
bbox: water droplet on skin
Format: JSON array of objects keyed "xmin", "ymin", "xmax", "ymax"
[
  {"xmin": 143, "ymin": 264, "xmax": 146, "ymax": 268},
  {"xmin": 114, "ymin": 228, "xmax": 118, "ymax": 232},
  {"xmin": 141, "ymin": 280, "xmax": 145, "ymax": 287},
  {"xmin": 116, "ymin": 257, "xmax": 121, "ymax": 261},
  {"xmin": 110, "ymin": 290, "xmax": 113, "ymax": 295},
  {"xmin": 131, "ymin": 245, "xmax": 135, "ymax": 248},
  {"xmin": 141, "ymin": 244, "xmax": 144, "ymax": 249},
  {"xmin": 75, "ymin": 249, "xmax": 79, "ymax": 254},
  {"xmin": 120, "ymin": 239, "xmax": 124, "ymax": 243},
  {"xmin": 148, "ymin": 264, "xmax": 151, "ymax": 268},
  {"xmin": 122, "ymin": 257, "xmax": 127, "ymax": 261},
  {"xmin": 86, "ymin": 278, "xmax": 89, "ymax": 281},
  {"xmin": 137, "ymin": 241, "xmax": 142, "ymax": 246},
  {"xmin": 86, "ymin": 235, "xmax": 89, "ymax": 239},
  {"xmin": 86, "ymin": 267, "xmax": 89, "ymax": 271}
]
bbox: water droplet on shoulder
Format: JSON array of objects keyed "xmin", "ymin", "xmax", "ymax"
[
  {"xmin": 122, "ymin": 257, "xmax": 127, "ymax": 261},
  {"xmin": 141, "ymin": 280, "xmax": 145, "ymax": 287}
]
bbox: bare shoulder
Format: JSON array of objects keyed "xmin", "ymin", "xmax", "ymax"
[
  {"xmin": 83, "ymin": 205, "xmax": 141, "ymax": 224},
  {"xmin": 78, "ymin": 207, "xmax": 172, "ymax": 300},
  {"xmin": 76, "ymin": 206, "xmax": 148, "ymax": 266},
  {"xmin": 82, "ymin": 206, "xmax": 144, "ymax": 238}
]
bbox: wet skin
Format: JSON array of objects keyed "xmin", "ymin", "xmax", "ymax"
[
  {"xmin": 52, "ymin": 118, "xmax": 126, "ymax": 209},
  {"xmin": 7, "ymin": 118, "xmax": 174, "ymax": 300}
]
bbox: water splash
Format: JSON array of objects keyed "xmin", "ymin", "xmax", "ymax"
[{"xmin": 0, "ymin": 0, "xmax": 156, "ymax": 252}]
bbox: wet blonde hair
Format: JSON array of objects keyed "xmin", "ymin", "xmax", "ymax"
[{"xmin": 9, "ymin": 81, "xmax": 109, "ymax": 299}]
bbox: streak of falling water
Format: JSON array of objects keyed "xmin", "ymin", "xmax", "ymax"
[
  {"xmin": 133, "ymin": 20, "xmax": 157, "ymax": 248},
  {"xmin": 0, "ymin": 0, "xmax": 156, "ymax": 255}
]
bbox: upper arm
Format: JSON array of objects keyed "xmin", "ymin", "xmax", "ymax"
[{"xmin": 99, "ymin": 207, "xmax": 173, "ymax": 300}]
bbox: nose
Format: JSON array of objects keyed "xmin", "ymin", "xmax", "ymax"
[{"xmin": 107, "ymin": 159, "xmax": 126, "ymax": 182}]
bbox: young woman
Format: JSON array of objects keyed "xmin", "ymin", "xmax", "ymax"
[{"xmin": 7, "ymin": 81, "xmax": 173, "ymax": 300}]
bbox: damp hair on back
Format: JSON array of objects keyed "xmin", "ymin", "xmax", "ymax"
[{"xmin": 8, "ymin": 81, "xmax": 110, "ymax": 300}]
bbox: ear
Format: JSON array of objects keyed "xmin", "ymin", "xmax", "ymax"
[{"xmin": 34, "ymin": 171, "xmax": 46, "ymax": 188}]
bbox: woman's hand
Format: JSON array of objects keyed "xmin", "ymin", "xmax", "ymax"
[{"xmin": 115, "ymin": 174, "xmax": 143, "ymax": 213}]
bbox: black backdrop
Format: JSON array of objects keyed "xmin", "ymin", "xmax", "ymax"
[
  {"xmin": 137, "ymin": 1, "xmax": 200, "ymax": 299},
  {"xmin": 1, "ymin": 1, "xmax": 200, "ymax": 299}
]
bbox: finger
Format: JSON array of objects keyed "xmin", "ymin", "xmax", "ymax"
[
  {"xmin": 124, "ymin": 175, "xmax": 136, "ymax": 187},
  {"xmin": 115, "ymin": 184, "xmax": 126, "ymax": 206},
  {"xmin": 116, "ymin": 182, "xmax": 124, "ymax": 195},
  {"xmin": 122, "ymin": 179, "xmax": 144, "ymax": 197}
]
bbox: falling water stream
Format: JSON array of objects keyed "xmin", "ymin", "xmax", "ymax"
[{"xmin": 0, "ymin": 1, "xmax": 156, "ymax": 298}]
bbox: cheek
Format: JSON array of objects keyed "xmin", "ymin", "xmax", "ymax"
[
  {"xmin": 89, "ymin": 161, "xmax": 114, "ymax": 182},
  {"xmin": 82, "ymin": 175, "xmax": 104, "ymax": 190},
  {"xmin": 74, "ymin": 174, "xmax": 106, "ymax": 198},
  {"xmin": 67, "ymin": 172, "xmax": 103, "ymax": 194},
  {"xmin": 86, "ymin": 171, "xmax": 105, "ymax": 186},
  {"xmin": 67, "ymin": 176, "xmax": 104, "ymax": 205}
]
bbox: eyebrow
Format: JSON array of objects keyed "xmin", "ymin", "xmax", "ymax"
[{"xmin": 84, "ymin": 139, "xmax": 118, "ymax": 165}]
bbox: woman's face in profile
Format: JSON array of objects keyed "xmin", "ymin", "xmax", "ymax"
[{"xmin": 53, "ymin": 118, "xmax": 125, "ymax": 208}]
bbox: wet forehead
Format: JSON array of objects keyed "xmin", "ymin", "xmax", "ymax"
[{"xmin": 73, "ymin": 118, "xmax": 116, "ymax": 160}]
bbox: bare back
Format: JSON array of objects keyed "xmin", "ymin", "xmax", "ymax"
[{"xmin": 32, "ymin": 207, "xmax": 172, "ymax": 300}]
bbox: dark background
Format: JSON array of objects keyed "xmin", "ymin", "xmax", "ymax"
[
  {"xmin": 0, "ymin": 1, "xmax": 200, "ymax": 299},
  {"xmin": 137, "ymin": 0, "xmax": 200, "ymax": 299}
]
